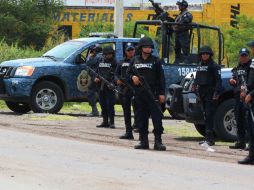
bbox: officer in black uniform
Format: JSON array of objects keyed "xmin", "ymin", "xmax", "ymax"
[
  {"xmin": 229, "ymin": 48, "xmax": 251, "ymax": 149},
  {"xmin": 127, "ymin": 37, "xmax": 166, "ymax": 151},
  {"xmin": 238, "ymin": 41, "xmax": 254, "ymax": 164},
  {"xmin": 86, "ymin": 45, "xmax": 101, "ymax": 117},
  {"xmin": 173, "ymin": 0, "xmax": 193, "ymax": 64},
  {"xmin": 95, "ymin": 46, "xmax": 117, "ymax": 129},
  {"xmin": 115, "ymin": 43, "xmax": 136, "ymax": 139},
  {"xmin": 194, "ymin": 46, "xmax": 222, "ymax": 146}
]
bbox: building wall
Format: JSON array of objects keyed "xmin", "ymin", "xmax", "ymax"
[{"xmin": 54, "ymin": 0, "xmax": 254, "ymax": 38}]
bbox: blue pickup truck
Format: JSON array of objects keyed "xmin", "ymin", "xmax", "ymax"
[{"xmin": 0, "ymin": 35, "xmax": 200, "ymax": 114}]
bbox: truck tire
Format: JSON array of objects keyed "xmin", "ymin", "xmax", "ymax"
[
  {"xmin": 5, "ymin": 101, "xmax": 31, "ymax": 114},
  {"xmin": 30, "ymin": 81, "xmax": 64, "ymax": 113},
  {"xmin": 194, "ymin": 124, "xmax": 206, "ymax": 137},
  {"xmin": 214, "ymin": 99, "xmax": 237, "ymax": 141}
]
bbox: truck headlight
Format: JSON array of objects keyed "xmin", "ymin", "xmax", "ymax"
[{"xmin": 15, "ymin": 66, "xmax": 35, "ymax": 76}]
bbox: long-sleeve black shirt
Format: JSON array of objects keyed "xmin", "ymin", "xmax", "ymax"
[{"xmin": 126, "ymin": 54, "xmax": 165, "ymax": 96}]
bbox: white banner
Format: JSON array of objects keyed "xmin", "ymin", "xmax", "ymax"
[{"xmin": 64, "ymin": 0, "xmax": 115, "ymax": 7}]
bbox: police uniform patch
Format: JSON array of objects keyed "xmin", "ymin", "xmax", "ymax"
[
  {"xmin": 122, "ymin": 62, "xmax": 130, "ymax": 67},
  {"xmin": 99, "ymin": 63, "xmax": 111, "ymax": 68},
  {"xmin": 135, "ymin": 63, "xmax": 153, "ymax": 69},
  {"xmin": 77, "ymin": 70, "xmax": 90, "ymax": 92}
]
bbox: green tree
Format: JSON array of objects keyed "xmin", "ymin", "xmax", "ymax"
[
  {"xmin": 0, "ymin": 0, "xmax": 63, "ymax": 49},
  {"xmin": 223, "ymin": 15, "xmax": 254, "ymax": 66}
]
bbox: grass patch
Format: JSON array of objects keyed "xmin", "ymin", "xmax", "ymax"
[
  {"xmin": 0, "ymin": 100, "xmax": 7, "ymax": 109},
  {"xmin": 61, "ymin": 102, "xmax": 123, "ymax": 113},
  {"xmin": 29, "ymin": 114, "xmax": 76, "ymax": 121},
  {"xmin": 163, "ymin": 122, "xmax": 202, "ymax": 138}
]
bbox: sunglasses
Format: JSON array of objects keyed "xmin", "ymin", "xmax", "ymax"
[{"xmin": 240, "ymin": 54, "xmax": 248, "ymax": 57}]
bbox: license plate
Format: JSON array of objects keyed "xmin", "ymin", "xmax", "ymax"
[{"xmin": 189, "ymin": 98, "xmax": 197, "ymax": 104}]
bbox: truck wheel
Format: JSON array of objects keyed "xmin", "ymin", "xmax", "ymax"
[
  {"xmin": 30, "ymin": 81, "xmax": 64, "ymax": 113},
  {"xmin": 214, "ymin": 99, "xmax": 237, "ymax": 141},
  {"xmin": 194, "ymin": 124, "xmax": 206, "ymax": 137},
  {"xmin": 5, "ymin": 101, "xmax": 31, "ymax": 114}
]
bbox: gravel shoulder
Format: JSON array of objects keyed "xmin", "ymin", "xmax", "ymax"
[{"xmin": 0, "ymin": 111, "xmax": 247, "ymax": 164}]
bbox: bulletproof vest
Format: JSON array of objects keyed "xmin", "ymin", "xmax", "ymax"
[
  {"xmin": 120, "ymin": 59, "xmax": 131, "ymax": 78},
  {"xmin": 133, "ymin": 56, "xmax": 157, "ymax": 89},
  {"xmin": 247, "ymin": 59, "xmax": 254, "ymax": 89},
  {"xmin": 195, "ymin": 62, "xmax": 216, "ymax": 86},
  {"xmin": 98, "ymin": 58, "xmax": 114, "ymax": 80},
  {"xmin": 233, "ymin": 62, "xmax": 250, "ymax": 89},
  {"xmin": 173, "ymin": 10, "xmax": 192, "ymax": 31}
]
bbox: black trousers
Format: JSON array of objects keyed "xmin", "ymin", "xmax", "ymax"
[
  {"xmin": 234, "ymin": 96, "xmax": 248, "ymax": 143},
  {"xmin": 135, "ymin": 91, "xmax": 164, "ymax": 136},
  {"xmin": 175, "ymin": 31, "xmax": 190, "ymax": 63},
  {"xmin": 87, "ymin": 84, "xmax": 98, "ymax": 107},
  {"xmin": 99, "ymin": 87, "xmax": 115, "ymax": 121},
  {"xmin": 200, "ymin": 93, "xmax": 216, "ymax": 141},
  {"xmin": 247, "ymin": 108, "xmax": 254, "ymax": 153},
  {"xmin": 119, "ymin": 89, "xmax": 133, "ymax": 130}
]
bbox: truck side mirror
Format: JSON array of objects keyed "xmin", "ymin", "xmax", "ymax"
[{"xmin": 75, "ymin": 54, "xmax": 86, "ymax": 64}]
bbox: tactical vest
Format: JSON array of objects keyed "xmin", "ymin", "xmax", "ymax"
[
  {"xmin": 195, "ymin": 62, "xmax": 216, "ymax": 86},
  {"xmin": 98, "ymin": 58, "xmax": 115, "ymax": 81},
  {"xmin": 248, "ymin": 59, "xmax": 254, "ymax": 89},
  {"xmin": 120, "ymin": 60, "xmax": 131, "ymax": 79},
  {"xmin": 133, "ymin": 56, "xmax": 158, "ymax": 89}
]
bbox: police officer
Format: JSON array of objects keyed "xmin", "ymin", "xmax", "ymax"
[
  {"xmin": 173, "ymin": 0, "xmax": 193, "ymax": 64},
  {"xmin": 194, "ymin": 46, "xmax": 222, "ymax": 146},
  {"xmin": 238, "ymin": 41, "xmax": 254, "ymax": 164},
  {"xmin": 127, "ymin": 37, "xmax": 166, "ymax": 151},
  {"xmin": 115, "ymin": 43, "xmax": 136, "ymax": 139},
  {"xmin": 229, "ymin": 48, "xmax": 251, "ymax": 150},
  {"xmin": 86, "ymin": 45, "xmax": 101, "ymax": 117},
  {"xmin": 95, "ymin": 46, "xmax": 117, "ymax": 128}
]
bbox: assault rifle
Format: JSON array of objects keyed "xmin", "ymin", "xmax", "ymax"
[
  {"xmin": 118, "ymin": 77, "xmax": 135, "ymax": 94},
  {"xmin": 86, "ymin": 65, "xmax": 120, "ymax": 94},
  {"xmin": 132, "ymin": 66, "xmax": 164, "ymax": 118},
  {"xmin": 233, "ymin": 68, "xmax": 254, "ymax": 123},
  {"xmin": 148, "ymin": 0, "xmax": 175, "ymax": 22}
]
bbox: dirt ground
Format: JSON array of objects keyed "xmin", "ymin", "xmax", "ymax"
[{"xmin": 0, "ymin": 111, "xmax": 248, "ymax": 164}]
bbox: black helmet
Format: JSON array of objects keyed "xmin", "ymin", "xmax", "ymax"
[
  {"xmin": 247, "ymin": 40, "xmax": 254, "ymax": 48},
  {"xmin": 239, "ymin": 48, "xmax": 250, "ymax": 56},
  {"xmin": 176, "ymin": 0, "xmax": 188, "ymax": 8},
  {"xmin": 103, "ymin": 46, "xmax": 115, "ymax": 55},
  {"xmin": 199, "ymin": 46, "xmax": 214, "ymax": 56},
  {"xmin": 138, "ymin": 37, "xmax": 154, "ymax": 48}
]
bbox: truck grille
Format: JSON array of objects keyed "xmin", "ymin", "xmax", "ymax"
[
  {"xmin": 0, "ymin": 66, "xmax": 13, "ymax": 78},
  {"xmin": 0, "ymin": 66, "xmax": 13, "ymax": 94}
]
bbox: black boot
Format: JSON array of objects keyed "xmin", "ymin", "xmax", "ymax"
[
  {"xmin": 88, "ymin": 105, "xmax": 99, "ymax": 117},
  {"xmin": 120, "ymin": 127, "xmax": 134, "ymax": 140},
  {"xmin": 229, "ymin": 141, "xmax": 246, "ymax": 149},
  {"xmin": 134, "ymin": 133, "xmax": 149, "ymax": 149},
  {"xmin": 238, "ymin": 151, "xmax": 254, "ymax": 165},
  {"xmin": 109, "ymin": 117, "xmax": 115, "ymax": 129},
  {"xmin": 96, "ymin": 117, "xmax": 109, "ymax": 128},
  {"xmin": 154, "ymin": 134, "xmax": 166, "ymax": 151}
]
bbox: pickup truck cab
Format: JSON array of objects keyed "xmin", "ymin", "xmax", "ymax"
[{"xmin": 0, "ymin": 37, "xmax": 145, "ymax": 113}]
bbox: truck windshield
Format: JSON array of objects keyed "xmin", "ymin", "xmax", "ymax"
[{"xmin": 43, "ymin": 41, "xmax": 86, "ymax": 61}]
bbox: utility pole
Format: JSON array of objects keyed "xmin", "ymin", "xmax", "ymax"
[{"xmin": 114, "ymin": 0, "xmax": 124, "ymax": 37}]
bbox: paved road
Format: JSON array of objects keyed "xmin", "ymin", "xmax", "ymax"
[{"xmin": 0, "ymin": 128, "xmax": 253, "ymax": 190}]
